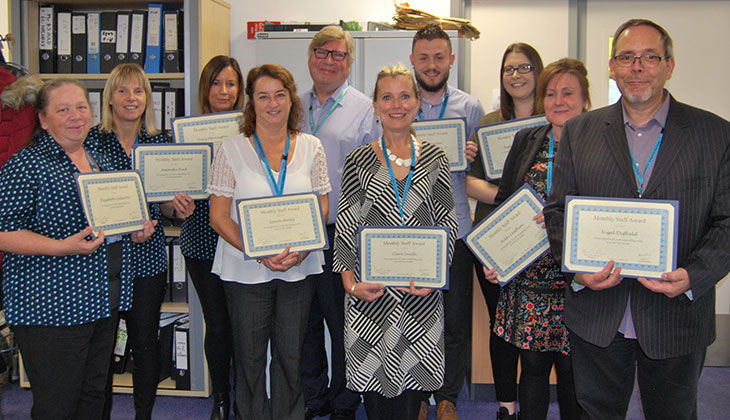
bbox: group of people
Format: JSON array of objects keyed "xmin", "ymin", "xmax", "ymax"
[{"xmin": 0, "ymin": 18, "xmax": 727, "ymax": 420}]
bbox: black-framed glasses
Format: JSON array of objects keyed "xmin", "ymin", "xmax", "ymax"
[
  {"xmin": 312, "ymin": 47, "xmax": 348, "ymax": 61},
  {"xmin": 613, "ymin": 54, "xmax": 669, "ymax": 68},
  {"xmin": 502, "ymin": 64, "xmax": 534, "ymax": 75}
]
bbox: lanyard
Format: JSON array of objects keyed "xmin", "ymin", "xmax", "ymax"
[
  {"xmin": 547, "ymin": 130, "xmax": 555, "ymax": 195},
  {"xmin": 417, "ymin": 88, "xmax": 449, "ymax": 121},
  {"xmin": 84, "ymin": 149, "xmax": 99, "ymax": 173},
  {"xmin": 381, "ymin": 135, "xmax": 415, "ymax": 225},
  {"xmin": 628, "ymin": 129, "xmax": 664, "ymax": 197},
  {"xmin": 309, "ymin": 86, "xmax": 349, "ymax": 135},
  {"xmin": 253, "ymin": 131, "xmax": 290, "ymax": 196}
]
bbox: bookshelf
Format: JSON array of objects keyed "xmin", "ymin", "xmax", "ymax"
[{"xmin": 11, "ymin": 0, "xmax": 232, "ymax": 398}]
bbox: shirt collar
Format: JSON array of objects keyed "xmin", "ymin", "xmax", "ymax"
[
  {"xmin": 309, "ymin": 80, "xmax": 349, "ymax": 108},
  {"xmin": 420, "ymin": 85, "xmax": 450, "ymax": 107},
  {"xmin": 622, "ymin": 89, "xmax": 671, "ymax": 130}
]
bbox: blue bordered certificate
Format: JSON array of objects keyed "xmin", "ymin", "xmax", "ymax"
[
  {"xmin": 563, "ymin": 196, "xmax": 679, "ymax": 279},
  {"xmin": 465, "ymin": 184, "xmax": 549, "ymax": 285},
  {"xmin": 132, "ymin": 143, "xmax": 213, "ymax": 202},
  {"xmin": 358, "ymin": 226, "xmax": 450, "ymax": 289},
  {"xmin": 171, "ymin": 111, "xmax": 243, "ymax": 154},
  {"xmin": 235, "ymin": 193, "xmax": 328, "ymax": 259},
  {"xmin": 412, "ymin": 118, "xmax": 467, "ymax": 172},
  {"xmin": 75, "ymin": 171, "xmax": 150, "ymax": 236},
  {"xmin": 476, "ymin": 115, "xmax": 547, "ymax": 180}
]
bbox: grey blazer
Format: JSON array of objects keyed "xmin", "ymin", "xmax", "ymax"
[{"xmin": 544, "ymin": 95, "xmax": 730, "ymax": 359}]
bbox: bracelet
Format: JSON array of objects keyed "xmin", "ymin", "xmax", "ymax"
[{"xmin": 348, "ymin": 282, "xmax": 356, "ymax": 295}]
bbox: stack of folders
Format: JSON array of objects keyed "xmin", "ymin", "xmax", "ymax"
[
  {"xmin": 172, "ymin": 316, "xmax": 191, "ymax": 390},
  {"xmin": 38, "ymin": 3, "xmax": 184, "ymax": 74},
  {"xmin": 151, "ymin": 83, "xmax": 184, "ymax": 138},
  {"xmin": 159, "ymin": 313, "xmax": 188, "ymax": 382}
]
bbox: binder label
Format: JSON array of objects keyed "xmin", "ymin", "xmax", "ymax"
[
  {"xmin": 148, "ymin": 8, "xmax": 161, "ymax": 47},
  {"xmin": 39, "ymin": 8, "xmax": 53, "ymax": 50}
]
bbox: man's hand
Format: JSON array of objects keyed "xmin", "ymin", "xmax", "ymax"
[
  {"xmin": 574, "ymin": 260, "xmax": 623, "ymax": 290},
  {"xmin": 637, "ymin": 267, "xmax": 690, "ymax": 298}
]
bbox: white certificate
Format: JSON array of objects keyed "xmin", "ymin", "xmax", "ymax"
[
  {"xmin": 465, "ymin": 184, "xmax": 549, "ymax": 285},
  {"xmin": 563, "ymin": 196, "xmax": 679, "ymax": 279},
  {"xmin": 132, "ymin": 143, "xmax": 213, "ymax": 202},
  {"xmin": 236, "ymin": 193, "xmax": 328, "ymax": 259},
  {"xmin": 476, "ymin": 115, "xmax": 548, "ymax": 180},
  {"xmin": 412, "ymin": 118, "xmax": 467, "ymax": 172},
  {"xmin": 75, "ymin": 171, "xmax": 150, "ymax": 236},
  {"xmin": 171, "ymin": 111, "xmax": 243, "ymax": 154},
  {"xmin": 359, "ymin": 226, "xmax": 450, "ymax": 289}
]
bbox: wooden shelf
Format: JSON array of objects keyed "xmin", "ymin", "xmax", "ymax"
[
  {"xmin": 39, "ymin": 73, "xmax": 184, "ymax": 81},
  {"xmin": 161, "ymin": 302, "xmax": 189, "ymax": 313},
  {"xmin": 111, "ymin": 372, "xmax": 209, "ymax": 397}
]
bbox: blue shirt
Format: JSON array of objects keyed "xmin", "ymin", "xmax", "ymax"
[
  {"xmin": 418, "ymin": 85, "xmax": 485, "ymax": 238},
  {"xmin": 0, "ymin": 132, "xmax": 133, "ymax": 326},
  {"xmin": 300, "ymin": 82, "xmax": 381, "ymax": 224},
  {"xmin": 86, "ymin": 125, "xmax": 168, "ymax": 278}
]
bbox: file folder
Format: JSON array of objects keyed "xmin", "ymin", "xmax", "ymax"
[
  {"xmin": 169, "ymin": 239, "xmax": 188, "ymax": 303},
  {"xmin": 115, "ymin": 11, "xmax": 131, "ymax": 65},
  {"xmin": 71, "ymin": 12, "xmax": 86, "ymax": 73},
  {"xmin": 86, "ymin": 12, "xmax": 101, "ymax": 73},
  {"xmin": 151, "ymin": 86, "xmax": 165, "ymax": 132},
  {"xmin": 164, "ymin": 87, "xmax": 183, "ymax": 138},
  {"xmin": 172, "ymin": 319, "xmax": 191, "ymax": 390},
  {"xmin": 56, "ymin": 11, "xmax": 72, "ymax": 73},
  {"xmin": 88, "ymin": 88, "xmax": 103, "ymax": 126},
  {"xmin": 145, "ymin": 4, "xmax": 164, "ymax": 73},
  {"xmin": 100, "ymin": 12, "xmax": 117, "ymax": 73},
  {"xmin": 129, "ymin": 11, "xmax": 147, "ymax": 67},
  {"xmin": 39, "ymin": 5, "xmax": 56, "ymax": 73},
  {"xmin": 163, "ymin": 10, "xmax": 183, "ymax": 73}
]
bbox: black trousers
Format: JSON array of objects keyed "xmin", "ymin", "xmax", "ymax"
[
  {"xmin": 301, "ymin": 225, "xmax": 361, "ymax": 411},
  {"xmin": 363, "ymin": 390, "xmax": 423, "ymax": 420},
  {"xmin": 14, "ymin": 312, "xmax": 118, "ymax": 420},
  {"xmin": 474, "ymin": 255, "xmax": 519, "ymax": 402},
  {"xmin": 570, "ymin": 331, "xmax": 705, "ymax": 420},
  {"xmin": 186, "ymin": 256, "xmax": 233, "ymax": 395},
  {"xmin": 518, "ymin": 349, "xmax": 582, "ymax": 420}
]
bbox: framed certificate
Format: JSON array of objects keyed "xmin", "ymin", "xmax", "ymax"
[
  {"xmin": 465, "ymin": 184, "xmax": 549, "ymax": 285},
  {"xmin": 75, "ymin": 171, "xmax": 150, "ymax": 236},
  {"xmin": 563, "ymin": 196, "xmax": 679, "ymax": 279},
  {"xmin": 132, "ymin": 143, "xmax": 214, "ymax": 202},
  {"xmin": 412, "ymin": 118, "xmax": 467, "ymax": 172},
  {"xmin": 171, "ymin": 110, "xmax": 243, "ymax": 154},
  {"xmin": 359, "ymin": 226, "xmax": 450, "ymax": 289},
  {"xmin": 476, "ymin": 114, "xmax": 547, "ymax": 180},
  {"xmin": 236, "ymin": 193, "xmax": 328, "ymax": 259}
]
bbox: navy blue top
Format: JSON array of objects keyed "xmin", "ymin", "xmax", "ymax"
[
  {"xmin": 86, "ymin": 125, "xmax": 168, "ymax": 278},
  {"xmin": 180, "ymin": 199, "xmax": 218, "ymax": 260},
  {"xmin": 0, "ymin": 132, "xmax": 133, "ymax": 326}
]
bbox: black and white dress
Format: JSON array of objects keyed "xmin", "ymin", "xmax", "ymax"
[{"xmin": 333, "ymin": 141, "xmax": 458, "ymax": 398}]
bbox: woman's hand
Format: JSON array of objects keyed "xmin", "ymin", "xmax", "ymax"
[
  {"xmin": 534, "ymin": 211, "xmax": 545, "ymax": 229},
  {"xmin": 396, "ymin": 279, "xmax": 436, "ymax": 296},
  {"xmin": 59, "ymin": 226, "xmax": 105, "ymax": 255},
  {"xmin": 464, "ymin": 140, "xmax": 478, "ymax": 163},
  {"xmin": 483, "ymin": 266, "xmax": 499, "ymax": 284},
  {"xmin": 172, "ymin": 193, "xmax": 196, "ymax": 219},
  {"xmin": 258, "ymin": 245, "xmax": 302, "ymax": 272},
  {"xmin": 131, "ymin": 219, "xmax": 158, "ymax": 243}
]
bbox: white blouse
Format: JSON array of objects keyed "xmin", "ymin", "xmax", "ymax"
[{"xmin": 207, "ymin": 132, "xmax": 331, "ymax": 284}]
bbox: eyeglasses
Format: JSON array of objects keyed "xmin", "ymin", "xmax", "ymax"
[
  {"xmin": 502, "ymin": 64, "xmax": 533, "ymax": 75},
  {"xmin": 613, "ymin": 54, "xmax": 669, "ymax": 68},
  {"xmin": 312, "ymin": 47, "xmax": 348, "ymax": 62}
]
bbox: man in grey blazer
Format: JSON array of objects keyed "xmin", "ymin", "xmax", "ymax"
[{"xmin": 544, "ymin": 19, "xmax": 730, "ymax": 420}]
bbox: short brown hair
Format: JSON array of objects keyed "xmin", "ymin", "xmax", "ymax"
[
  {"xmin": 412, "ymin": 23, "xmax": 451, "ymax": 53},
  {"xmin": 242, "ymin": 64, "xmax": 302, "ymax": 137},
  {"xmin": 499, "ymin": 43, "xmax": 544, "ymax": 121},
  {"xmin": 100, "ymin": 63, "xmax": 159, "ymax": 136},
  {"xmin": 198, "ymin": 55, "xmax": 244, "ymax": 114},
  {"xmin": 535, "ymin": 58, "xmax": 591, "ymax": 114}
]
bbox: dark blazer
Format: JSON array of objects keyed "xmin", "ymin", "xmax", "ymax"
[
  {"xmin": 494, "ymin": 124, "xmax": 551, "ymax": 205},
  {"xmin": 544, "ymin": 95, "xmax": 730, "ymax": 359}
]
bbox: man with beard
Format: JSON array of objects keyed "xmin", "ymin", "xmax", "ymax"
[
  {"xmin": 299, "ymin": 25, "xmax": 381, "ymax": 420},
  {"xmin": 544, "ymin": 19, "xmax": 730, "ymax": 419},
  {"xmin": 410, "ymin": 24, "xmax": 485, "ymax": 420}
]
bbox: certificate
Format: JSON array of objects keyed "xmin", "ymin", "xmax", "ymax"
[
  {"xmin": 412, "ymin": 118, "xmax": 467, "ymax": 171},
  {"xmin": 476, "ymin": 114, "xmax": 547, "ymax": 180},
  {"xmin": 465, "ymin": 184, "xmax": 549, "ymax": 285},
  {"xmin": 75, "ymin": 171, "xmax": 150, "ymax": 236},
  {"xmin": 563, "ymin": 196, "xmax": 679, "ymax": 279},
  {"xmin": 132, "ymin": 143, "xmax": 213, "ymax": 202},
  {"xmin": 236, "ymin": 193, "xmax": 328, "ymax": 259},
  {"xmin": 359, "ymin": 226, "xmax": 450, "ymax": 289},
  {"xmin": 171, "ymin": 111, "xmax": 243, "ymax": 154}
]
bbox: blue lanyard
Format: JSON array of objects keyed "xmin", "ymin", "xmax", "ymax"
[
  {"xmin": 417, "ymin": 88, "xmax": 449, "ymax": 121},
  {"xmin": 253, "ymin": 131, "xmax": 290, "ymax": 196},
  {"xmin": 309, "ymin": 86, "xmax": 349, "ymax": 135},
  {"xmin": 84, "ymin": 149, "xmax": 99, "ymax": 172},
  {"xmin": 629, "ymin": 129, "xmax": 664, "ymax": 197},
  {"xmin": 547, "ymin": 130, "xmax": 555, "ymax": 195},
  {"xmin": 381, "ymin": 135, "xmax": 415, "ymax": 225}
]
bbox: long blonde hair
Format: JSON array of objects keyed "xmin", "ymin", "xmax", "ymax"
[{"xmin": 100, "ymin": 63, "xmax": 159, "ymax": 135}]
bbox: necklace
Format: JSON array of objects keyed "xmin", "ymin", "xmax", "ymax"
[{"xmin": 385, "ymin": 136, "xmax": 420, "ymax": 167}]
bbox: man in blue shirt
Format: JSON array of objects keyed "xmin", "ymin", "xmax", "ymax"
[
  {"xmin": 299, "ymin": 25, "xmax": 381, "ymax": 420},
  {"xmin": 410, "ymin": 24, "xmax": 485, "ymax": 420}
]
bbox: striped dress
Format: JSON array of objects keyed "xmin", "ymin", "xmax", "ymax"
[{"xmin": 333, "ymin": 141, "xmax": 458, "ymax": 397}]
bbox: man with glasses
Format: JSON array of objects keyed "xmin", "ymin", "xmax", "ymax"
[
  {"xmin": 409, "ymin": 24, "xmax": 485, "ymax": 420},
  {"xmin": 544, "ymin": 19, "xmax": 730, "ymax": 419},
  {"xmin": 299, "ymin": 25, "xmax": 381, "ymax": 420}
]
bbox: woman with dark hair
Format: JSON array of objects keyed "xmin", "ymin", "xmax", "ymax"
[
  {"xmin": 208, "ymin": 64, "xmax": 330, "ymax": 420},
  {"xmin": 485, "ymin": 58, "xmax": 591, "ymax": 420},
  {"xmin": 180, "ymin": 55, "xmax": 244, "ymax": 420},
  {"xmin": 466, "ymin": 42, "xmax": 543, "ymax": 420}
]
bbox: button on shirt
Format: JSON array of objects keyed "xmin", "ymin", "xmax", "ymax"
[
  {"xmin": 0, "ymin": 132, "xmax": 133, "ymax": 326},
  {"xmin": 418, "ymin": 85, "xmax": 485, "ymax": 238},
  {"xmin": 300, "ymin": 82, "xmax": 381, "ymax": 225}
]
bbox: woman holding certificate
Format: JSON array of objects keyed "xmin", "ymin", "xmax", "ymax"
[
  {"xmin": 180, "ymin": 55, "xmax": 244, "ymax": 420},
  {"xmin": 0, "ymin": 79, "xmax": 154, "ymax": 419},
  {"xmin": 208, "ymin": 64, "xmax": 331, "ymax": 420},
  {"xmin": 466, "ymin": 42, "xmax": 543, "ymax": 420},
  {"xmin": 333, "ymin": 64, "xmax": 458, "ymax": 420},
  {"xmin": 86, "ymin": 63, "xmax": 194, "ymax": 420},
  {"xmin": 485, "ymin": 58, "xmax": 591, "ymax": 420}
]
